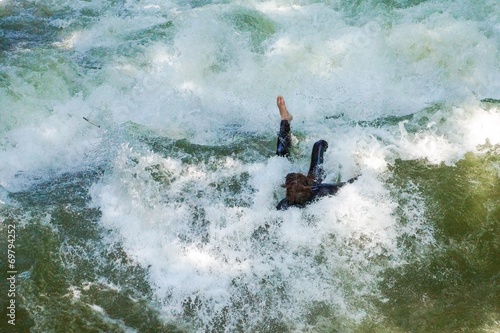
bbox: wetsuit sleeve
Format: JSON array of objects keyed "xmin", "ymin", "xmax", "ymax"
[
  {"xmin": 276, "ymin": 198, "xmax": 290, "ymax": 210},
  {"xmin": 276, "ymin": 120, "xmax": 292, "ymax": 157},
  {"xmin": 307, "ymin": 140, "xmax": 328, "ymax": 184},
  {"xmin": 311, "ymin": 176, "xmax": 359, "ymax": 198},
  {"xmin": 311, "ymin": 183, "xmax": 340, "ymax": 197}
]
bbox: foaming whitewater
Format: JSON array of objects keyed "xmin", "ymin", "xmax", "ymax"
[
  {"xmin": 90, "ymin": 140, "xmax": 432, "ymax": 330},
  {"xmin": 1, "ymin": 0, "xmax": 499, "ymax": 331}
]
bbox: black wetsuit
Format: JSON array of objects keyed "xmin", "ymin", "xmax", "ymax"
[{"xmin": 276, "ymin": 120, "xmax": 357, "ymax": 210}]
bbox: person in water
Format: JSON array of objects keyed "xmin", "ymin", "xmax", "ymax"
[{"xmin": 274, "ymin": 95, "xmax": 358, "ymax": 210}]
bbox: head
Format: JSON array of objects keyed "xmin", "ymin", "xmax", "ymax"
[{"xmin": 283, "ymin": 173, "xmax": 314, "ymax": 205}]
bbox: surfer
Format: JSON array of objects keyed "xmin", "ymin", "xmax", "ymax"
[{"xmin": 274, "ymin": 96, "xmax": 358, "ymax": 210}]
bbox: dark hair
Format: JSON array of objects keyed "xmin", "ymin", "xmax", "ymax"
[{"xmin": 283, "ymin": 173, "xmax": 313, "ymax": 205}]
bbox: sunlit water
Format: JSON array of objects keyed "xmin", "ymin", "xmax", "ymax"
[{"xmin": 1, "ymin": 0, "xmax": 499, "ymax": 332}]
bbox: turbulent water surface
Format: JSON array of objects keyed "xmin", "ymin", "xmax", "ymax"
[{"xmin": 1, "ymin": 0, "xmax": 499, "ymax": 332}]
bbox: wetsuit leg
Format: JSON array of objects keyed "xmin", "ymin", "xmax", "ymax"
[
  {"xmin": 276, "ymin": 120, "xmax": 292, "ymax": 157},
  {"xmin": 307, "ymin": 140, "xmax": 328, "ymax": 184}
]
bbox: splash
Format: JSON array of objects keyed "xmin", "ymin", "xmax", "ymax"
[{"xmin": 1, "ymin": 0, "xmax": 499, "ymax": 331}]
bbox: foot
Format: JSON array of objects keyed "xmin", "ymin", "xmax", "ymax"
[{"xmin": 277, "ymin": 95, "xmax": 293, "ymax": 122}]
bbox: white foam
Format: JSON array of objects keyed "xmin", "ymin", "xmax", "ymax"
[
  {"xmin": 89, "ymin": 138, "xmax": 434, "ymax": 329},
  {"xmin": 0, "ymin": 96, "xmax": 102, "ymax": 190}
]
